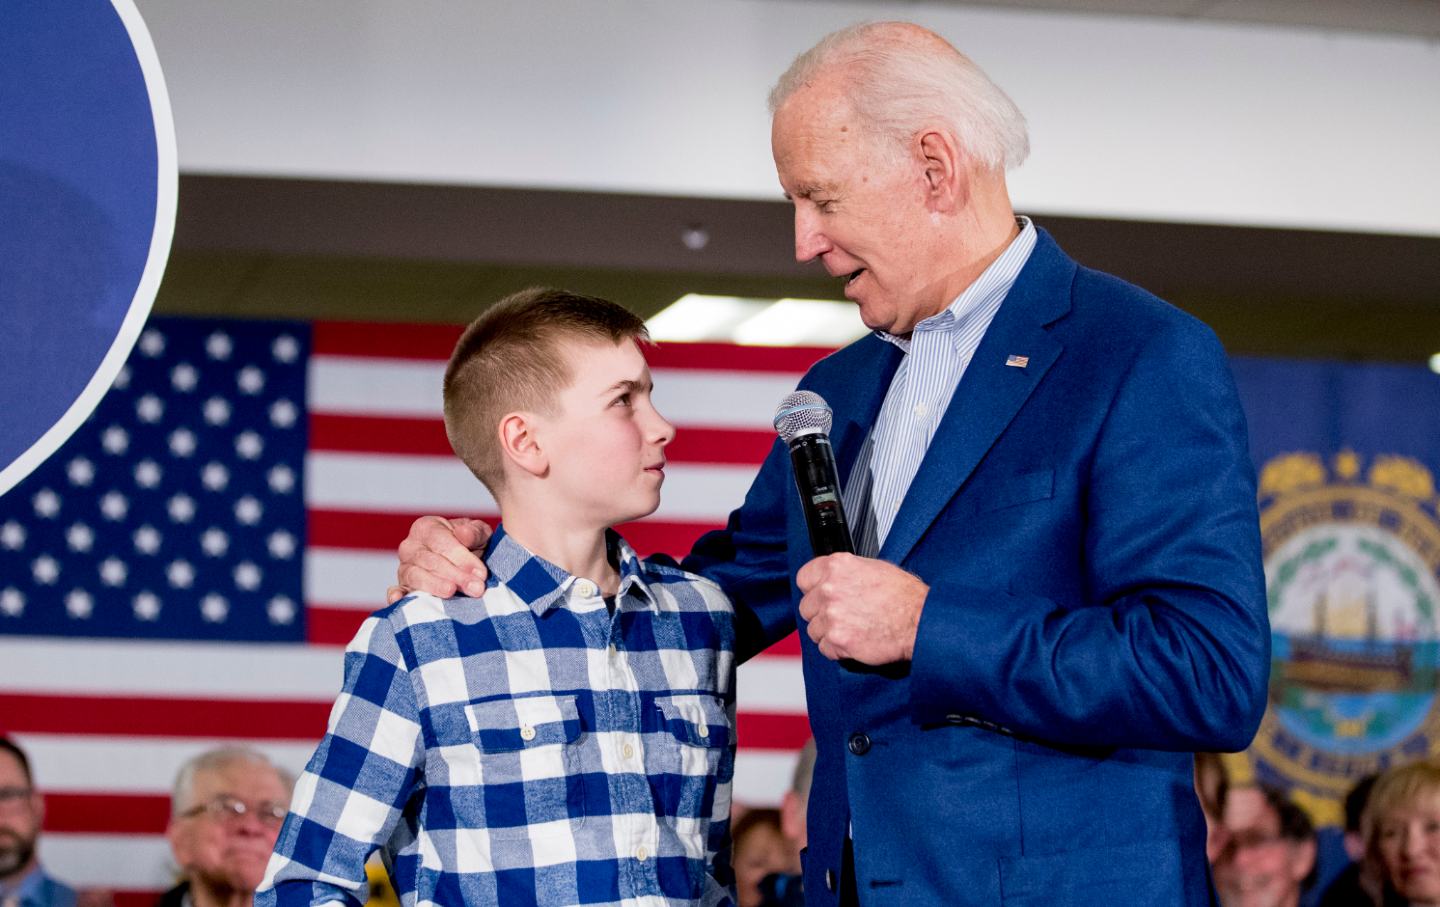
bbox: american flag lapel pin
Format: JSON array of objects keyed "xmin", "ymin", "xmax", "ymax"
[{"xmin": 1005, "ymin": 354, "xmax": 1029, "ymax": 368}]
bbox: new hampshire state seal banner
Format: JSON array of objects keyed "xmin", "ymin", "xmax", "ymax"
[{"xmin": 1231, "ymin": 358, "xmax": 1440, "ymax": 826}]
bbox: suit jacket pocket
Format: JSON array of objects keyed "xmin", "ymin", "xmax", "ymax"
[
  {"xmin": 998, "ymin": 838, "xmax": 1182, "ymax": 905},
  {"xmin": 967, "ymin": 469, "xmax": 1054, "ymax": 515}
]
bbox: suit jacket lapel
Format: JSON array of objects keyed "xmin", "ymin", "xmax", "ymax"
[
  {"xmin": 879, "ymin": 229, "xmax": 1076, "ymax": 565},
  {"xmin": 829, "ymin": 337, "xmax": 903, "ymax": 490}
]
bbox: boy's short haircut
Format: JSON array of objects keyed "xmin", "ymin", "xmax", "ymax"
[{"xmin": 443, "ymin": 286, "xmax": 649, "ymax": 493}]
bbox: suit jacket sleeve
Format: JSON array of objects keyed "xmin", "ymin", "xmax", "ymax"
[{"xmin": 909, "ymin": 318, "xmax": 1270, "ymax": 752}]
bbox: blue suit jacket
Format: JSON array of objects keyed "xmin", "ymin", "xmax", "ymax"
[{"xmin": 687, "ymin": 229, "xmax": 1269, "ymax": 906}]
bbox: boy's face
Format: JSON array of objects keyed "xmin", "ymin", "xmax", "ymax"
[{"xmin": 537, "ymin": 337, "xmax": 674, "ymax": 528}]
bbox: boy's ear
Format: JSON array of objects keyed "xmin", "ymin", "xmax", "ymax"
[{"xmin": 497, "ymin": 411, "xmax": 548, "ymax": 477}]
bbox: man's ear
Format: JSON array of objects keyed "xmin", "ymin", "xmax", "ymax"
[
  {"xmin": 498, "ymin": 412, "xmax": 548, "ymax": 477},
  {"xmin": 917, "ymin": 129, "xmax": 967, "ymax": 213},
  {"xmin": 1291, "ymin": 837, "xmax": 1318, "ymax": 882}
]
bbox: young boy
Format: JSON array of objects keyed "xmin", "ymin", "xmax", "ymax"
[{"xmin": 259, "ymin": 288, "xmax": 736, "ymax": 906}]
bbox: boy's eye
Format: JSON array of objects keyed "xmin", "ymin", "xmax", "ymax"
[{"xmin": 613, "ymin": 393, "xmax": 632, "ymax": 407}]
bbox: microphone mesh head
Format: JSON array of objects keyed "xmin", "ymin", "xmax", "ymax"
[{"xmin": 773, "ymin": 391, "xmax": 833, "ymax": 442}]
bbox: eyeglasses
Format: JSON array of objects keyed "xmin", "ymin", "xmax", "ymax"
[
  {"xmin": 179, "ymin": 795, "xmax": 288, "ymax": 827},
  {"xmin": 0, "ymin": 786, "xmax": 35, "ymax": 811}
]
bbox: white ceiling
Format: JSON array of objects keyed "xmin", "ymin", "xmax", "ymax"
[{"xmin": 778, "ymin": 0, "xmax": 1440, "ymax": 38}]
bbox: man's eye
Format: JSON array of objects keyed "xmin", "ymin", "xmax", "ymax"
[
  {"xmin": 816, "ymin": 199, "xmax": 836, "ymax": 212},
  {"xmin": 614, "ymin": 393, "xmax": 632, "ymax": 407}
]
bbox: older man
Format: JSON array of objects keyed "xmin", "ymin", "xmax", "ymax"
[
  {"xmin": 392, "ymin": 21, "xmax": 1268, "ymax": 906},
  {"xmin": 0, "ymin": 738, "xmax": 77, "ymax": 907},
  {"xmin": 160, "ymin": 749, "xmax": 291, "ymax": 907}
]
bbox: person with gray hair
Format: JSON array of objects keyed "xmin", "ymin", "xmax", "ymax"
[
  {"xmin": 158, "ymin": 748, "xmax": 292, "ymax": 907},
  {"xmin": 391, "ymin": 19, "xmax": 1267, "ymax": 906}
]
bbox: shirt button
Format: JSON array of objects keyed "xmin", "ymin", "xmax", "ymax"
[
  {"xmin": 575, "ymin": 579, "xmax": 595, "ymax": 597},
  {"xmin": 520, "ymin": 725, "xmax": 536, "ymax": 741},
  {"xmin": 913, "ymin": 402, "xmax": 927, "ymax": 418},
  {"xmin": 697, "ymin": 724, "xmax": 709, "ymax": 739},
  {"xmin": 623, "ymin": 743, "xmax": 635, "ymax": 759},
  {"xmin": 636, "ymin": 846, "xmax": 649, "ymax": 862},
  {"xmin": 847, "ymin": 732, "xmax": 871, "ymax": 755},
  {"xmin": 608, "ymin": 643, "xmax": 617, "ymax": 656}
]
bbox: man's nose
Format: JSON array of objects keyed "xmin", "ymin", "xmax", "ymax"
[{"xmin": 793, "ymin": 208, "xmax": 829, "ymax": 263}]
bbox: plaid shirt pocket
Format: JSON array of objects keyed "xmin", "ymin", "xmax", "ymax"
[
  {"xmin": 652, "ymin": 694, "xmax": 731, "ymax": 821},
  {"xmin": 462, "ymin": 694, "xmax": 588, "ymax": 837}
]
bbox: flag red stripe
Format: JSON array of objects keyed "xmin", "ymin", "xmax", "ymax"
[
  {"xmin": 114, "ymin": 892, "xmax": 163, "ymax": 907},
  {"xmin": 0, "ymin": 694, "xmax": 330, "ymax": 741},
  {"xmin": 43, "ymin": 791, "xmax": 170, "ymax": 834},
  {"xmin": 737, "ymin": 711, "xmax": 813, "ymax": 749},
  {"xmin": 307, "ymin": 414, "xmax": 776, "ymax": 465},
  {"xmin": 312, "ymin": 322, "xmax": 832, "ymax": 373},
  {"xmin": 307, "ymin": 509, "xmax": 723, "ymax": 558}
]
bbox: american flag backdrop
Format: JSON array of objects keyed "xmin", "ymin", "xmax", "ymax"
[{"xmin": 0, "ymin": 316, "xmax": 819, "ymax": 901}]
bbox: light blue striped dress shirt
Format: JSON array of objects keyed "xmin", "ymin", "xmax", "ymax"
[{"xmin": 843, "ymin": 217, "xmax": 1038, "ymax": 555}]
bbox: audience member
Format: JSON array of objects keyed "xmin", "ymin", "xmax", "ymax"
[
  {"xmin": 760, "ymin": 738, "xmax": 816, "ymax": 907},
  {"xmin": 0, "ymin": 737, "xmax": 77, "ymax": 907},
  {"xmin": 1318, "ymin": 773, "xmax": 1382, "ymax": 907},
  {"xmin": 1363, "ymin": 760, "xmax": 1440, "ymax": 907},
  {"xmin": 159, "ymin": 748, "xmax": 292, "ymax": 907},
  {"xmin": 1215, "ymin": 784, "xmax": 1318, "ymax": 907},
  {"xmin": 1197, "ymin": 752, "xmax": 1232, "ymax": 866},
  {"xmin": 732, "ymin": 809, "xmax": 799, "ymax": 907}
]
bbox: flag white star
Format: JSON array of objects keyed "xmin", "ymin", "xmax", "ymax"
[
  {"xmin": 235, "ymin": 496, "xmax": 263, "ymax": 526},
  {"xmin": 99, "ymin": 557, "xmax": 128, "ymax": 587},
  {"xmin": 133, "ymin": 591, "xmax": 161, "ymax": 621},
  {"xmin": 136, "ymin": 394, "xmax": 165, "ymax": 424},
  {"xmin": 66, "ymin": 523, "xmax": 94, "ymax": 553},
  {"xmin": 237, "ymin": 365, "xmax": 265, "ymax": 395},
  {"xmin": 171, "ymin": 362, "xmax": 198, "ymax": 392},
  {"xmin": 102, "ymin": 425, "xmax": 130, "ymax": 455},
  {"xmin": 65, "ymin": 589, "xmax": 94, "ymax": 619},
  {"xmin": 267, "ymin": 464, "xmax": 296, "ymax": 494},
  {"xmin": 203, "ymin": 397, "xmax": 231, "ymax": 426},
  {"xmin": 267, "ymin": 530, "xmax": 297, "ymax": 559},
  {"xmin": 0, "ymin": 588, "xmax": 23, "ymax": 617},
  {"xmin": 139, "ymin": 328, "xmax": 165, "ymax": 357},
  {"xmin": 133, "ymin": 525, "xmax": 162, "ymax": 555},
  {"xmin": 206, "ymin": 331, "xmax": 233, "ymax": 360},
  {"xmin": 234, "ymin": 561, "xmax": 262, "ymax": 591},
  {"xmin": 167, "ymin": 493, "xmax": 196, "ymax": 523},
  {"xmin": 200, "ymin": 527, "xmax": 229, "ymax": 557},
  {"xmin": 167, "ymin": 559, "xmax": 195, "ymax": 589},
  {"xmin": 135, "ymin": 459, "xmax": 163, "ymax": 489},
  {"xmin": 0, "ymin": 521, "xmax": 24, "ymax": 551},
  {"xmin": 67, "ymin": 457, "xmax": 95, "ymax": 486},
  {"xmin": 100, "ymin": 491, "xmax": 129, "ymax": 521},
  {"xmin": 267, "ymin": 595, "xmax": 297, "ymax": 625},
  {"xmin": 272, "ymin": 334, "xmax": 300, "ymax": 363},
  {"xmin": 32, "ymin": 556, "xmax": 60, "ymax": 585},
  {"xmin": 202, "ymin": 462, "xmax": 229, "ymax": 492},
  {"xmin": 33, "ymin": 488, "xmax": 61, "ymax": 518},
  {"xmin": 113, "ymin": 366, "xmax": 131, "ymax": 390},
  {"xmin": 168, "ymin": 428, "xmax": 197, "ymax": 458},
  {"xmin": 269, "ymin": 399, "xmax": 298, "ymax": 428},
  {"xmin": 235, "ymin": 431, "xmax": 264, "ymax": 460},
  {"xmin": 200, "ymin": 593, "xmax": 229, "ymax": 622}
]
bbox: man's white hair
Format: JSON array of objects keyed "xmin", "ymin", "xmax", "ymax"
[
  {"xmin": 170, "ymin": 746, "xmax": 294, "ymax": 817},
  {"xmin": 768, "ymin": 21, "xmax": 1030, "ymax": 173}
]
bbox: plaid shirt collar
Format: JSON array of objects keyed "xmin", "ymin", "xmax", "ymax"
[{"xmin": 482, "ymin": 525, "xmax": 654, "ymax": 616}]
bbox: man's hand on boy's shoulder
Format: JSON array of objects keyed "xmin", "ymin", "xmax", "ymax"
[{"xmin": 388, "ymin": 515, "xmax": 493, "ymax": 603}]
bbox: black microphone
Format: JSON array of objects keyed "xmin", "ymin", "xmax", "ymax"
[{"xmin": 774, "ymin": 391, "xmax": 854, "ymax": 556}]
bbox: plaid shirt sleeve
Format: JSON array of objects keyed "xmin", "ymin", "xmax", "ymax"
[{"xmin": 258, "ymin": 609, "xmax": 424, "ymax": 907}]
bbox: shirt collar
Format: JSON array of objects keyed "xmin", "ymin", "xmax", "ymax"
[
  {"xmin": 876, "ymin": 215, "xmax": 1036, "ymax": 351},
  {"xmin": 482, "ymin": 525, "xmax": 652, "ymax": 616}
]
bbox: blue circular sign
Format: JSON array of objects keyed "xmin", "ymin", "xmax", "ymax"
[{"xmin": 0, "ymin": 0, "xmax": 176, "ymax": 496}]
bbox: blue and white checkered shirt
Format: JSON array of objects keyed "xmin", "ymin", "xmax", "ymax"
[
  {"xmin": 844, "ymin": 217, "xmax": 1038, "ymax": 555},
  {"xmin": 259, "ymin": 526, "xmax": 737, "ymax": 907}
]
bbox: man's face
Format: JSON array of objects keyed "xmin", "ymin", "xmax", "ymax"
[
  {"xmin": 771, "ymin": 77, "xmax": 942, "ymax": 336},
  {"xmin": 1213, "ymin": 787, "xmax": 1314, "ymax": 907},
  {"xmin": 166, "ymin": 758, "xmax": 289, "ymax": 893},
  {"xmin": 0, "ymin": 750, "xmax": 41, "ymax": 880},
  {"xmin": 531, "ymin": 338, "xmax": 674, "ymax": 530},
  {"xmin": 1375, "ymin": 793, "xmax": 1440, "ymax": 903}
]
